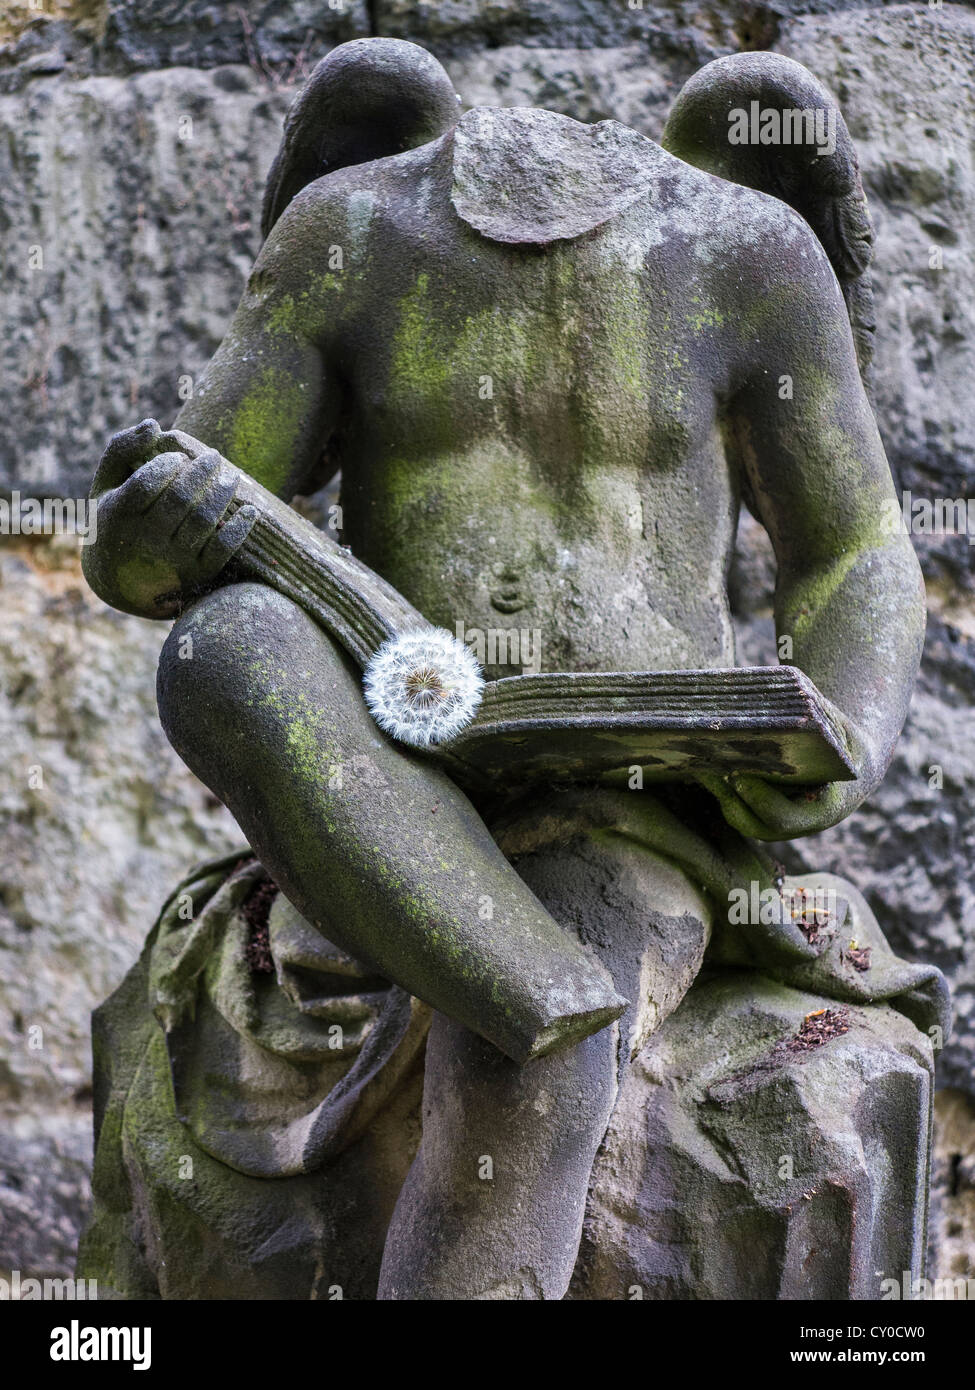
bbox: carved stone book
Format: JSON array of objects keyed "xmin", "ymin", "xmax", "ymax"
[{"xmin": 439, "ymin": 666, "xmax": 857, "ymax": 787}]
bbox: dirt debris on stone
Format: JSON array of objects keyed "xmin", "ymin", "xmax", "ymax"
[
  {"xmin": 843, "ymin": 941, "xmax": 872, "ymax": 972},
  {"xmin": 243, "ymin": 875, "xmax": 278, "ymax": 974},
  {"xmin": 783, "ymin": 1006, "xmax": 851, "ymax": 1054}
]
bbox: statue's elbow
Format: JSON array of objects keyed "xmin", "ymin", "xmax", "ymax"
[{"xmin": 889, "ymin": 531, "xmax": 927, "ymax": 662}]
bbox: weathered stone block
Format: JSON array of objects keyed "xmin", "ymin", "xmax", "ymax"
[{"xmin": 571, "ymin": 973, "xmax": 935, "ymax": 1299}]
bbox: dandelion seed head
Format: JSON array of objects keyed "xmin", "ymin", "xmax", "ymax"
[
  {"xmin": 363, "ymin": 628, "xmax": 484, "ymax": 748},
  {"xmin": 404, "ymin": 664, "xmax": 448, "ymax": 711}
]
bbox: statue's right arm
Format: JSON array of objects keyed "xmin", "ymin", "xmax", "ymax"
[{"xmin": 83, "ymin": 186, "xmax": 345, "ymax": 619}]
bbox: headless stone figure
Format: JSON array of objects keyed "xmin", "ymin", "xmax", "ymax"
[{"xmin": 81, "ymin": 40, "xmax": 935, "ymax": 1298}]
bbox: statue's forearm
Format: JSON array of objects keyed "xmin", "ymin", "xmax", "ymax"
[{"xmin": 776, "ymin": 533, "xmax": 925, "ymax": 785}]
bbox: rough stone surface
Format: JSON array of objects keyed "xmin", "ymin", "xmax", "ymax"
[
  {"xmin": 783, "ymin": 8, "xmax": 975, "ymax": 596},
  {"xmin": 568, "ymin": 973, "xmax": 935, "ymax": 1300},
  {"xmin": 0, "ymin": 66, "xmax": 294, "ymax": 500},
  {"xmin": 730, "ymin": 10, "xmax": 975, "ymax": 1110},
  {"xmin": 1, "ymin": 0, "xmax": 972, "ymax": 1282},
  {"xmin": 0, "ymin": 1, "xmax": 368, "ymax": 83},
  {"xmin": 733, "ymin": 521, "xmax": 975, "ymax": 1096}
]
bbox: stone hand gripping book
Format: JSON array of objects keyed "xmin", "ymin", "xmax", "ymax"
[{"xmin": 146, "ymin": 435, "xmax": 856, "ymax": 794}]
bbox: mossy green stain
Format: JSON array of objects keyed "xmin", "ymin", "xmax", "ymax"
[
  {"xmin": 264, "ymin": 293, "xmax": 301, "ymax": 338},
  {"xmin": 687, "ymin": 302, "xmax": 726, "ymax": 333},
  {"xmin": 226, "ymin": 368, "xmax": 309, "ymax": 496}
]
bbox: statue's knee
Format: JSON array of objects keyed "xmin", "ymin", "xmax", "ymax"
[
  {"xmin": 157, "ymin": 582, "xmax": 315, "ymax": 752},
  {"xmin": 157, "ymin": 581, "xmax": 365, "ymax": 776},
  {"xmin": 159, "ymin": 583, "xmax": 254, "ymax": 712}
]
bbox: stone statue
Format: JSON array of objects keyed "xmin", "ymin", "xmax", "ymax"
[{"xmin": 77, "ymin": 38, "xmax": 949, "ymax": 1300}]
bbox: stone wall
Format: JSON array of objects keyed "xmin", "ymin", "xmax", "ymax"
[{"xmin": 1, "ymin": 0, "xmax": 972, "ymax": 1287}]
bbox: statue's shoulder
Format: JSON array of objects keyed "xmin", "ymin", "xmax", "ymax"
[
  {"xmin": 658, "ymin": 148, "xmax": 839, "ymax": 317},
  {"xmin": 656, "ymin": 142, "xmax": 818, "ymax": 252},
  {"xmin": 254, "ymin": 137, "xmax": 451, "ymax": 289},
  {"xmin": 271, "ymin": 136, "xmax": 446, "ymax": 223}
]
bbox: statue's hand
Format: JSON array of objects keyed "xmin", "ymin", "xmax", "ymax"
[
  {"xmin": 696, "ymin": 705, "xmax": 883, "ymax": 841},
  {"xmin": 694, "ymin": 772, "xmax": 869, "ymax": 841},
  {"xmin": 82, "ymin": 420, "xmax": 256, "ymax": 619}
]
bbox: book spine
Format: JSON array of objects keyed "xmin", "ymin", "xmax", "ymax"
[{"xmin": 220, "ymin": 482, "xmax": 429, "ymax": 671}]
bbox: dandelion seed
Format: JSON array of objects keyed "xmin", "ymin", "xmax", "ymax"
[{"xmin": 363, "ymin": 628, "xmax": 484, "ymax": 748}]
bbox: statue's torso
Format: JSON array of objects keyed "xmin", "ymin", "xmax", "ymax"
[{"xmin": 303, "ymin": 126, "xmax": 768, "ymax": 678}]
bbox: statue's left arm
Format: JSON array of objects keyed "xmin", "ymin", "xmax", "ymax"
[{"xmin": 708, "ymin": 217, "xmax": 925, "ymax": 840}]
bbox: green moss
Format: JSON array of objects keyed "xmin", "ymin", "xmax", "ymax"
[
  {"xmin": 686, "ymin": 298, "xmax": 726, "ymax": 332},
  {"xmin": 246, "ymin": 655, "xmax": 340, "ymax": 786},
  {"xmin": 308, "ymin": 269, "xmax": 346, "ymax": 298},
  {"xmin": 390, "ymin": 268, "xmax": 578, "ymax": 414},
  {"xmin": 264, "ymin": 293, "xmax": 301, "ymax": 338},
  {"xmin": 225, "ymin": 368, "xmax": 310, "ymax": 496},
  {"xmin": 116, "ymin": 554, "xmax": 180, "ymax": 610},
  {"xmin": 595, "ymin": 273, "xmax": 652, "ymax": 400},
  {"xmin": 389, "ymin": 273, "xmax": 455, "ymax": 418}
]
